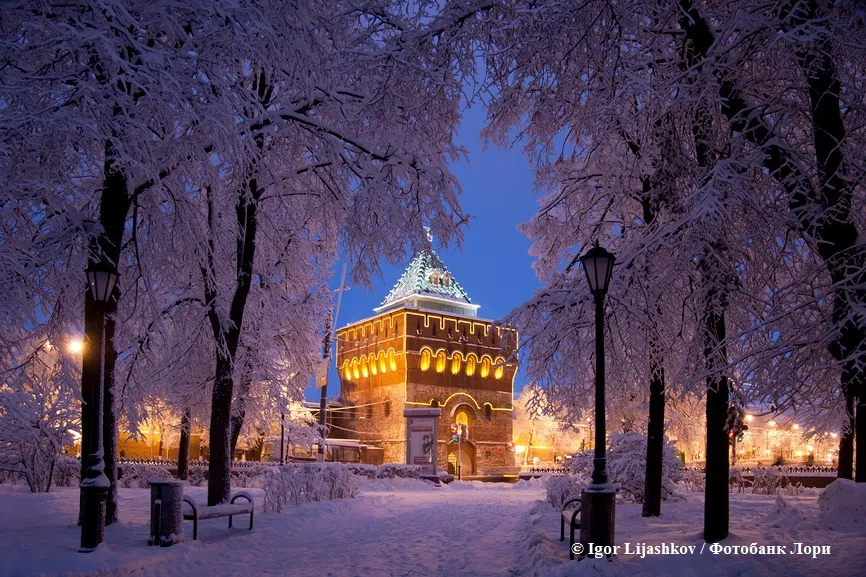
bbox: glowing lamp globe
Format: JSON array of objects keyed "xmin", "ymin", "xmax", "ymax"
[{"xmin": 579, "ymin": 243, "xmax": 616, "ymax": 295}]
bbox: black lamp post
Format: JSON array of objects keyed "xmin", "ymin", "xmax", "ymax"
[
  {"xmin": 80, "ymin": 261, "xmax": 117, "ymax": 552},
  {"xmin": 280, "ymin": 412, "xmax": 286, "ymax": 465},
  {"xmin": 578, "ymin": 242, "xmax": 616, "ymax": 557}
]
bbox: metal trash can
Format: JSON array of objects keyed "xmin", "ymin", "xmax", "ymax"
[{"xmin": 148, "ymin": 479, "xmax": 184, "ymax": 546}]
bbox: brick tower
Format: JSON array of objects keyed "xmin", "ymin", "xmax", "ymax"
[{"xmin": 335, "ymin": 249, "xmax": 518, "ymax": 475}]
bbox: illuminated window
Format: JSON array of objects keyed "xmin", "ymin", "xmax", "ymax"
[
  {"xmin": 420, "ymin": 348, "xmax": 432, "ymax": 371},
  {"xmin": 451, "ymin": 352, "xmax": 462, "ymax": 375},
  {"xmin": 388, "ymin": 349, "xmax": 397, "ymax": 372},
  {"xmin": 435, "ymin": 350, "xmax": 447, "ymax": 373},
  {"xmin": 361, "ymin": 357, "xmax": 369, "ymax": 378},
  {"xmin": 480, "ymin": 356, "xmax": 491, "ymax": 378},
  {"xmin": 378, "ymin": 351, "xmax": 387, "ymax": 374},
  {"xmin": 370, "ymin": 354, "xmax": 378, "ymax": 376},
  {"xmin": 342, "ymin": 361, "xmax": 351, "ymax": 381},
  {"xmin": 494, "ymin": 357, "xmax": 505, "ymax": 380},
  {"xmin": 465, "ymin": 355, "xmax": 476, "ymax": 377},
  {"xmin": 352, "ymin": 359, "xmax": 360, "ymax": 379}
]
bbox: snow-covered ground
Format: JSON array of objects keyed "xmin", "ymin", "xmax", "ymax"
[{"xmin": 1, "ymin": 478, "xmax": 864, "ymax": 577}]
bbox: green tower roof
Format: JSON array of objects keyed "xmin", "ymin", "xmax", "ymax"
[{"xmin": 374, "ymin": 250, "xmax": 478, "ymax": 316}]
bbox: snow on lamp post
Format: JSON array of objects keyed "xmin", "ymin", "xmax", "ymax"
[
  {"xmin": 79, "ymin": 261, "xmax": 117, "ymax": 552},
  {"xmin": 578, "ymin": 242, "xmax": 616, "ymax": 555}
]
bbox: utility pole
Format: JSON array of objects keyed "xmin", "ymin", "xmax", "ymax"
[{"xmin": 317, "ymin": 316, "xmax": 331, "ymax": 463}]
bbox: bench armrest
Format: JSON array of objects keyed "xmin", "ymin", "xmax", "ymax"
[
  {"xmin": 231, "ymin": 491, "xmax": 253, "ymax": 506},
  {"xmin": 561, "ymin": 496, "xmax": 581, "ymax": 511},
  {"xmin": 183, "ymin": 496, "xmax": 199, "ymax": 518}
]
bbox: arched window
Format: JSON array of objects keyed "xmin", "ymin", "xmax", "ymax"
[
  {"xmin": 360, "ymin": 357, "xmax": 369, "ymax": 378},
  {"xmin": 352, "ymin": 358, "xmax": 360, "ymax": 379},
  {"xmin": 420, "ymin": 348, "xmax": 432, "ymax": 372},
  {"xmin": 484, "ymin": 403, "xmax": 492, "ymax": 421},
  {"xmin": 480, "ymin": 356, "xmax": 491, "ymax": 378},
  {"xmin": 451, "ymin": 352, "xmax": 462, "ymax": 375},
  {"xmin": 370, "ymin": 354, "xmax": 378, "ymax": 376},
  {"xmin": 435, "ymin": 350, "xmax": 447, "ymax": 373},
  {"xmin": 342, "ymin": 361, "xmax": 351, "ymax": 381},
  {"xmin": 494, "ymin": 357, "xmax": 505, "ymax": 380},
  {"xmin": 384, "ymin": 400, "xmax": 391, "ymax": 417},
  {"xmin": 465, "ymin": 355, "xmax": 477, "ymax": 377},
  {"xmin": 430, "ymin": 398, "xmax": 440, "ymax": 408},
  {"xmin": 388, "ymin": 349, "xmax": 398, "ymax": 372},
  {"xmin": 378, "ymin": 351, "xmax": 387, "ymax": 374}
]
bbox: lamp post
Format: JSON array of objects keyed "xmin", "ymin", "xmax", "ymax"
[
  {"xmin": 80, "ymin": 261, "xmax": 118, "ymax": 552},
  {"xmin": 578, "ymin": 242, "xmax": 616, "ymax": 555},
  {"xmin": 280, "ymin": 412, "xmax": 286, "ymax": 465}
]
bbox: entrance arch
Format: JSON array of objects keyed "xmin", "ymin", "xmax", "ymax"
[{"xmin": 446, "ymin": 439, "xmax": 476, "ymax": 476}]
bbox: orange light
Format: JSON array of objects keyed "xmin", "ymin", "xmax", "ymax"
[{"xmin": 67, "ymin": 339, "xmax": 84, "ymax": 354}]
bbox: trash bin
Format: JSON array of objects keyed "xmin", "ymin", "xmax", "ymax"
[{"xmin": 148, "ymin": 479, "xmax": 184, "ymax": 546}]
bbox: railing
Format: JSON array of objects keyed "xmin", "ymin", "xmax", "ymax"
[
  {"xmin": 117, "ymin": 457, "xmax": 278, "ymax": 469},
  {"xmin": 682, "ymin": 465, "xmax": 837, "ymax": 475},
  {"xmin": 526, "ymin": 467, "xmax": 568, "ymax": 475}
]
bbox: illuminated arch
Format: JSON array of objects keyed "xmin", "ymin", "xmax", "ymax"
[
  {"xmin": 480, "ymin": 355, "xmax": 492, "ymax": 378},
  {"xmin": 342, "ymin": 361, "xmax": 351, "ymax": 381},
  {"xmin": 465, "ymin": 354, "xmax": 477, "ymax": 377},
  {"xmin": 435, "ymin": 350, "xmax": 447, "ymax": 373},
  {"xmin": 442, "ymin": 391, "xmax": 481, "ymax": 409},
  {"xmin": 360, "ymin": 357, "xmax": 369, "ymax": 378},
  {"xmin": 451, "ymin": 351, "xmax": 463, "ymax": 375},
  {"xmin": 352, "ymin": 358, "xmax": 360, "ymax": 379},
  {"xmin": 494, "ymin": 356, "xmax": 505, "ymax": 380},
  {"xmin": 388, "ymin": 349, "xmax": 397, "ymax": 372},
  {"xmin": 369, "ymin": 353, "xmax": 378, "ymax": 376},
  {"xmin": 378, "ymin": 351, "xmax": 387, "ymax": 374},
  {"xmin": 419, "ymin": 348, "xmax": 433, "ymax": 372}
]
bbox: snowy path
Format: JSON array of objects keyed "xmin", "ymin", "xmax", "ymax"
[
  {"xmin": 0, "ymin": 482, "xmax": 543, "ymax": 577},
  {"xmin": 130, "ymin": 484, "xmax": 539, "ymax": 577}
]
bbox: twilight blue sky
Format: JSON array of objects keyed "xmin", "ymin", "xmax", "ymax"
[{"xmin": 304, "ymin": 103, "xmax": 542, "ymax": 403}]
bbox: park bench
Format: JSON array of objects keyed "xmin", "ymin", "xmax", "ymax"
[
  {"xmin": 182, "ymin": 492, "xmax": 254, "ymax": 540},
  {"xmin": 560, "ymin": 496, "xmax": 582, "ymax": 559}
]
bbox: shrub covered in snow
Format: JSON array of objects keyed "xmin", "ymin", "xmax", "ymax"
[
  {"xmin": 543, "ymin": 475, "xmax": 586, "ymax": 509},
  {"xmin": 752, "ymin": 466, "xmax": 800, "ymax": 496},
  {"xmin": 376, "ymin": 464, "xmax": 421, "ymax": 478},
  {"xmin": 564, "ymin": 432, "xmax": 683, "ymax": 502},
  {"xmin": 683, "ymin": 468, "xmax": 705, "ymax": 493},
  {"xmin": 345, "ymin": 463, "xmax": 378, "ymax": 479},
  {"xmin": 263, "ymin": 462, "xmax": 358, "ymax": 512}
]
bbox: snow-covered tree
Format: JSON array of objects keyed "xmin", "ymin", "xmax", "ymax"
[{"xmin": 0, "ymin": 342, "xmax": 79, "ymax": 492}]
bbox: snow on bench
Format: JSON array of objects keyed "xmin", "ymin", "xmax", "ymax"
[{"xmin": 183, "ymin": 492, "xmax": 254, "ymax": 540}]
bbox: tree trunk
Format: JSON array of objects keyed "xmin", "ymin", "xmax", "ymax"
[
  {"xmin": 703, "ymin": 305, "xmax": 730, "ymax": 543},
  {"xmin": 643, "ymin": 345, "xmax": 666, "ymax": 517},
  {"xmin": 838, "ymin": 382, "xmax": 855, "ymax": 479},
  {"xmin": 177, "ymin": 408, "xmax": 192, "ymax": 481},
  {"xmin": 856, "ymin": 397, "xmax": 865, "ymax": 482},
  {"xmin": 229, "ymin": 375, "xmax": 252, "ymax": 457},
  {"xmin": 103, "ymin": 289, "xmax": 120, "ymax": 525},
  {"xmin": 204, "ymin": 175, "xmax": 260, "ymax": 505},
  {"xmin": 207, "ymin": 357, "xmax": 234, "ymax": 505}
]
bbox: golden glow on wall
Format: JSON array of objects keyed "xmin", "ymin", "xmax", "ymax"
[
  {"xmin": 465, "ymin": 354, "xmax": 476, "ymax": 377},
  {"xmin": 480, "ymin": 356, "xmax": 491, "ymax": 378},
  {"xmin": 352, "ymin": 359, "xmax": 360, "ymax": 379},
  {"xmin": 361, "ymin": 357, "xmax": 369, "ymax": 378},
  {"xmin": 370, "ymin": 354, "xmax": 378, "ymax": 376},
  {"xmin": 388, "ymin": 349, "xmax": 397, "ymax": 372},
  {"xmin": 378, "ymin": 351, "xmax": 387, "ymax": 374},
  {"xmin": 343, "ymin": 361, "xmax": 351, "ymax": 381},
  {"xmin": 451, "ymin": 352, "xmax": 462, "ymax": 375},
  {"xmin": 435, "ymin": 350, "xmax": 447, "ymax": 373},
  {"xmin": 420, "ymin": 348, "xmax": 432, "ymax": 371},
  {"xmin": 494, "ymin": 356, "xmax": 505, "ymax": 380}
]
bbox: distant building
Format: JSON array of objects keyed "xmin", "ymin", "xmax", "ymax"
[{"xmin": 335, "ymin": 248, "xmax": 518, "ymax": 475}]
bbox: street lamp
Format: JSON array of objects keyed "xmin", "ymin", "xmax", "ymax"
[
  {"xmin": 80, "ymin": 261, "xmax": 117, "ymax": 552},
  {"xmin": 578, "ymin": 242, "xmax": 616, "ymax": 555}
]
